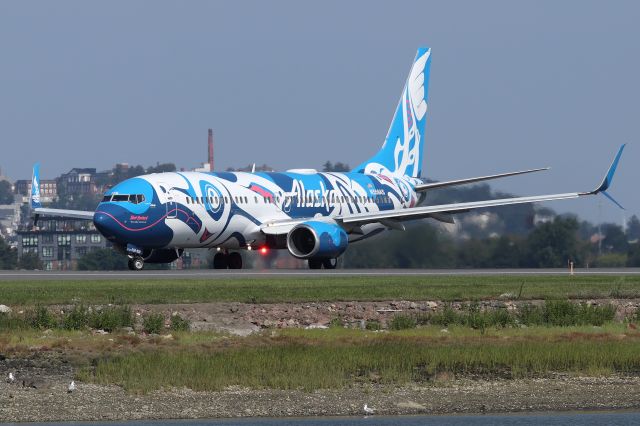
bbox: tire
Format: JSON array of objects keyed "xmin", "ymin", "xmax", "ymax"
[
  {"xmin": 228, "ymin": 252, "xmax": 243, "ymax": 269},
  {"xmin": 308, "ymin": 258, "xmax": 323, "ymax": 269},
  {"xmin": 127, "ymin": 259, "xmax": 135, "ymax": 270},
  {"xmin": 322, "ymin": 258, "xmax": 338, "ymax": 269},
  {"xmin": 213, "ymin": 252, "xmax": 228, "ymax": 269},
  {"xmin": 132, "ymin": 257, "xmax": 144, "ymax": 271}
]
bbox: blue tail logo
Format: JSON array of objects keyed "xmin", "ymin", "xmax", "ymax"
[
  {"xmin": 30, "ymin": 163, "xmax": 42, "ymax": 209},
  {"xmin": 355, "ymin": 47, "xmax": 432, "ymax": 178}
]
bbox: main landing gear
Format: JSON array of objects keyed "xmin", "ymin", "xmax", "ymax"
[
  {"xmin": 213, "ymin": 251, "xmax": 243, "ymax": 269},
  {"xmin": 308, "ymin": 258, "xmax": 338, "ymax": 270},
  {"xmin": 128, "ymin": 256, "xmax": 144, "ymax": 271}
]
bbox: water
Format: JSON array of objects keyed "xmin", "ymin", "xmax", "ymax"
[{"xmin": 8, "ymin": 412, "xmax": 640, "ymax": 426}]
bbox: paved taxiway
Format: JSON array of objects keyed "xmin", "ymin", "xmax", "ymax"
[{"xmin": 1, "ymin": 268, "xmax": 640, "ymax": 281}]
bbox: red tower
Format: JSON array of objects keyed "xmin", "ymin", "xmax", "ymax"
[{"xmin": 208, "ymin": 129, "xmax": 214, "ymax": 172}]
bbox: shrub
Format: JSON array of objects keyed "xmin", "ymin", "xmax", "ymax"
[
  {"xmin": 389, "ymin": 314, "xmax": 417, "ymax": 330},
  {"xmin": 365, "ymin": 320, "xmax": 381, "ymax": 331},
  {"xmin": 63, "ymin": 305, "xmax": 90, "ymax": 330},
  {"xmin": 89, "ymin": 306, "xmax": 134, "ymax": 331},
  {"xmin": 329, "ymin": 317, "xmax": 343, "ymax": 328},
  {"xmin": 170, "ymin": 314, "xmax": 191, "ymax": 332},
  {"xmin": 143, "ymin": 313, "xmax": 165, "ymax": 334},
  {"xmin": 27, "ymin": 305, "xmax": 57, "ymax": 329}
]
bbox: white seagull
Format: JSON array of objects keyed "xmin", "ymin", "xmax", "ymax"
[
  {"xmin": 363, "ymin": 404, "xmax": 374, "ymax": 415},
  {"xmin": 68, "ymin": 380, "xmax": 76, "ymax": 393},
  {"xmin": 7, "ymin": 372, "xmax": 15, "ymax": 383}
]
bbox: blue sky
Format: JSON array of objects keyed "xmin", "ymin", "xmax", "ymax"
[{"xmin": 0, "ymin": 1, "xmax": 637, "ymax": 223}]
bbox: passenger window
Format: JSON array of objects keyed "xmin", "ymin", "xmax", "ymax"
[{"xmin": 245, "ymin": 196, "xmax": 248, "ymax": 204}]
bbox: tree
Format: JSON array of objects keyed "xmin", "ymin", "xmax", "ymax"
[
  {"xmin": 18, "ymin": 252, "xmax": 42, "ymax": 270},
  {"xmin": 0, "ymin": 180, "xmax": 14, "ymax": 204},
  {"xmin": 601, "ymin": 223, "xmax": 628, "ymax": 253},
  {"xmin": 0, "ymin": 235, "xmax": 17, "ymax": 269},
  {"xmin": 627, "ymin": 215, "xmax": 640, "ymax": 242},
  {"xmin": 523, "ymin": 216, "xmax": 582, "ymax": 268},
  {"xmin": 147, "ymin": 163, "xmax": 177, "ymax": 174},
  {"xmin": 77, "ymin": 248, "xmax": 128, "ymax": 270},
  {"xmin": 322, "ymin": 161, "xmax": 350, "ymax": 172}
]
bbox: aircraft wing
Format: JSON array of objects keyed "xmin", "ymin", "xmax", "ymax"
[
  {"xmin": 414, "ymin": 167, "xmax": 549, "ymax": 192},
  {"xmin": 33, "ymin": 207, "xmax": 95, "ymax": 220},
  {"xmin": 261, "ymin": 145, "xmax": 625, "ymax": 234},
  {"xmin": 338, "ymin": 144, "xmax": 625, "ymax": 226},
  {"xmin": 337, "ymin": 192, "xmax": 580, "ymax": 226}
]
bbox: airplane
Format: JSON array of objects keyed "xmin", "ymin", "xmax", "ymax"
[{"xmin": 29, "ymin": 47, "xmax": 625, "ymax": 270}]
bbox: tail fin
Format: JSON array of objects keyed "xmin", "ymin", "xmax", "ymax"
[
  {"xmin": 30, "ymin": 163, "xmax": 42, "ymax": 209},
  {"xmin": 355, "ymin": 47, "xmax": 432, "ymax": 178}
]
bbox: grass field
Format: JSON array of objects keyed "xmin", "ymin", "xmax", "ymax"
[
  {"xmin": 49, "ymin": 325, "xmax": 640, "ymax": 392},
  {"xmin": 1, "ymin": 275, "xmax": 640, "ymax": 305}
]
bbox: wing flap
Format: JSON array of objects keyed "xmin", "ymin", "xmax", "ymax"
[
  {"xmin": 414, "ymin": 167, "xmax": 549, "ymax": 192},
  {"xmin": 337, "ymin": 192, "xmax": 580, "ymax": 225}
]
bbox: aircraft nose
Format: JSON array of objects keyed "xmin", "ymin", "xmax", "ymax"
[{"xmin": 93, "ymin": 211, "xmax": 117, "ymax": 240}]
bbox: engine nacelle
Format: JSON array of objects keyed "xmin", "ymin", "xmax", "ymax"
[
  {"xmin": 287, "ymin": 221, "xmax": 348, "ymax": 259},
  {"xmin": 143, "ymin": 248, "xmax": 184, "ymax": 264}
]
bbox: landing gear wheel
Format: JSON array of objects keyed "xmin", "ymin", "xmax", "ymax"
[
  {"xmin": 129, "ymin": 257, "xmax": 144, "ymax": 271},
  {"xmin": 213, "ymin": 252, "xmax": 228, "ymax": 269},
  {"xmin": 308, "ymin": 258, "xmax": 323, "ymax": 269},
  {"xmin": 228, "ymin": 252, "xmax": 243, "ymax": 269},
  {"xmin": 322, "ymin": 258, "xmax": 338, "ymax": 269}
]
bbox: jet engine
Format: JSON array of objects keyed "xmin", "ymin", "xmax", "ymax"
[{"xmin": 286, "ymin": 221, "xmax": 348, "ymax": 259}]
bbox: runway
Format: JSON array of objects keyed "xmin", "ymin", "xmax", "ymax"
[{"xmin": 1, "ymin": 268, "xmax": 640, "ymax": 280}]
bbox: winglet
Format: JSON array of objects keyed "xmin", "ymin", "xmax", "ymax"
[
  {"xmin": 583, "ymin": 144, "xmax": 626, "ymax": 209},
  {"xmin": 30, "ymin": 163, "xmax": 42, "ymax": 210}
]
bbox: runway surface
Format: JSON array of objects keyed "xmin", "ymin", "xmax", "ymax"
[{"xmin": 1, "ymin": 268, "xmax": 640, "ymax": 280}]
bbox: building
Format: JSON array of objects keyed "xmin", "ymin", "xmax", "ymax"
[
  {"xmin": 16, "ymin": 216, "xmax": 108, "ymax": 270},
  {"xmin": 14, "ymin": 179, "xmax": 58, "ymax": 202},
  {"xmin": 0, "ymin": 202, "xmax": 21, "ymax": 237},
  {"xmin": 58, "ymin": 168, "xmax": 99, "ymax": 195}
]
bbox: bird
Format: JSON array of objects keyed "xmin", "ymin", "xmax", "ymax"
[
  {"xmin": 67, "ymin": 380, "xmax": 76, "ymax": 393},
  {"xmin": 363, "ymin": 404, "xmax": 375, "ymax": 415},
  {"xmin": 7, "ymin": 372, "xmax": 15, "ymax": 383}
]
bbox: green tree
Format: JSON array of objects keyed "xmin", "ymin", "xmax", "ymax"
[
  {"xmin": 18, "ymin": 252, "xmax": 42, "ymax": 270},
  {"xmin": 627, "ymin": 215, "xmax": 640, "ymax": 242},
  {"xmin": 0, "ymin": 180, "xmax": 14, "ymax": 204},
  {"xmin": 146, "ymin": 163, "xmax": 177, "ymax": 174},
  {"xmin": 0, "ymin": 235, "xmax": 17, "ymax": 269},
  {"xmin": 523, "ymin": 216, "xmax": 581, "ymax": 268},
  {"xmin": 601, "ymin": 223, "xmax": 628, "ymax": 253},
  {"xmin": 77, "ymin": 248, "xmax": 128, "ymax": 270},
  {"xmin": 322, "ymin": 161, "xmax": 350, "ymax": 172}
]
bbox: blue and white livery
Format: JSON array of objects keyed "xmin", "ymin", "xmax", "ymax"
[{"xmin": 30, "ymin": 48, "xmax": 626, "ymax": 270}]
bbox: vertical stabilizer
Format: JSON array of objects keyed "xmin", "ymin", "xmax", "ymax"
[
  {"xmin": 30, "ymin": 163, "xmax": 42, "ymax": 209},
  {"xmin": 355, "ymin": 47, "xmax": 432, "ymax": 178}
]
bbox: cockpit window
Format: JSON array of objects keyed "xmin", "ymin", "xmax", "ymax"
[{"xmin": 104, "ymin": 194, "xmax": 146, "ymax": 204}]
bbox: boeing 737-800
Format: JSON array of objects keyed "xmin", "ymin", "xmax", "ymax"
[{"xmin": 29, "ymin": 47, "xmax": 625, "ymax": 270}]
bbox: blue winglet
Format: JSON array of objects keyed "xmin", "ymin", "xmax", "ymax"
[
  {"xmin": 594, "ymin": 144, "xmax": 625, "ymax": 193},
  {"xmin": 602, "ymin": 191, "xmax": 625, "ymax": 210}
]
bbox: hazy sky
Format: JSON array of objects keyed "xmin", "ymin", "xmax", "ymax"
[{"xmin": 0, "ymin": 1, "xmax": 637, "ymax": 223}]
